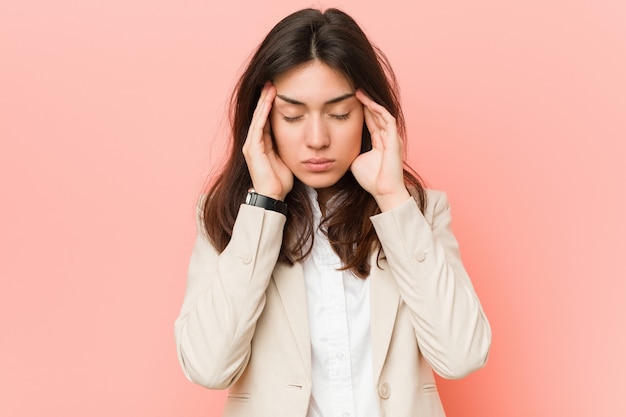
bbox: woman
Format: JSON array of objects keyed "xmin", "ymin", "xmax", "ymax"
[{"xmin": 175, "ymin": 8, "xmax": 491, "ymax": 417}]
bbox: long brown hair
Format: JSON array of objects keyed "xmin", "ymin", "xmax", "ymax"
[{"xmin": 203, "ymin": 8, "xmax": 426, "ymax": 278}]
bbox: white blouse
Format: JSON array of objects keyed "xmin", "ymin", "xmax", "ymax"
[{"xmin": 303, "ymin": 188, "xmax": 380, "ymax": 417}]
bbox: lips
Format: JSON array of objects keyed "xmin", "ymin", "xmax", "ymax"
[{"xmin": 303, "ymin": 158, "xmax": 334, "ymax": 172}]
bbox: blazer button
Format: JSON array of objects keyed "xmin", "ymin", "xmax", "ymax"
[
  {"xmin": 241, "ymin": 254, "xmax": 252, "ymax": 264},
  {"xmin": 378, "ymin": 382, "xmax": 391, "ymax": 399},
  {"xmin": 414, "ymin": 251, "xmax": 426, "ymax": 262}
]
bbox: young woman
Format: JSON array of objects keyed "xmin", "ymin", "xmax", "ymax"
[{"xmin": 175, "ymin": 8, "xmax": 491, "ymax": 417}]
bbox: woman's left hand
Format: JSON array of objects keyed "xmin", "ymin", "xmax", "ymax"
[{"xmin": 351, "ymin": 90, "xmax": 411, "ymax": 211}]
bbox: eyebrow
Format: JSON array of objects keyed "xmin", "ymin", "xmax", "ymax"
[{"xmin": 276, "ymin": 92, "xmax": 355, "ymax": 106}]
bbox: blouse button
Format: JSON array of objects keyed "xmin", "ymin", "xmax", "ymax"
[
  {"xmin": 240, "ymin": 254, "xmax": 252, "ymax": 264},
  {"xmin": 378, "ymin": 382, "xmax": 391, "ymax": 399},
  {"xmin": 414, "ymin": 251, "xmax": 426, "ymax": 262}
]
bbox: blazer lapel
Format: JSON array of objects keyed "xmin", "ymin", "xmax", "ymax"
[
  {"xmin": 370, "ymin": 253, "xmax": 400, "ymax": 382},
  {"xmin": 272, "ymin": 261, "xmax": 312, "ymax": 380}
]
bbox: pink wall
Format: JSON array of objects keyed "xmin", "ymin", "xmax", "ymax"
[{"xmin": 1, "ymin": 0, "xmax": 624, "ymax": 415}]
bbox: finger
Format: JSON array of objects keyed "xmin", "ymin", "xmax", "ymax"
[
  {"xmin": 356, "ymin": 89, "xmax": 395, "ymax": 130},
  {"xmin": 262, "ymin": 111, "xmax": 274, "ymax": 154},
  {"xmin": 250, "ymin": 83, "xmax": 270, "ymax": 127},
  {"xmin": 363, "ymin": 106, "xmax": 383, "ymax": 150},
  {"xmin": 356, "ymin": 89, "xmax": 386, "ymax": 116},
  {"xmin": 367, "ymin": 100, "xmax": 395, "ymax": 128},
  {"xmin": 357, "ymin": 90, "xmax": 403, "ymax": 154},
  {"xmin": 357, "ymin": 90, "xmax": 383, "ymax": 134},
  {"xmin": 246, "ymin": 83, "xmax": 275, "ymax": 149},
  {"xmin": 362, "ymin": 102, "xmax": 377, "ymax": 132},
  {"xmin": 254, "ymin": 83, "xmax": 273, "ymax": 128},
  {"xmin": 355, "ymin": 89, "xmax": 373, "ymax": 106},
  {"xmin": 261, "ymin": 85, "xmax": 276, "ymax": 153},
  {"xmin": 356, "ymin": 89, "xmax": 383, "ymax": 129},
  {"xmin": 245, "ymin": 87, "xmax": 266, "ymax": 148}
]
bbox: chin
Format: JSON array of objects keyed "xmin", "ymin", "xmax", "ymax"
[{"xmin": 296, "ymin": 172, "xmax": 345, "ymax": 190}]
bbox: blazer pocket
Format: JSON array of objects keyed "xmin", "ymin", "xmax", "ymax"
[
  {"xmin": 227, "ymin": 392, "xmax": 252, "ymax": 402},
  {"xmin": 422, "ymin": 383, "xmax": 438, "ymax": 394}
]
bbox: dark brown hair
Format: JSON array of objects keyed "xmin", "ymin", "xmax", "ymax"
[{"xmin": 203, "ymin": 8, "xmax": 426, "ymax": 277}]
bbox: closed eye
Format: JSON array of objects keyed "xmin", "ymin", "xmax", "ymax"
[
  {"xmin": 283, "ymin": 115, "xmax": 304, "ymax": 123},
  {"xmin": 331, "ymin": 113, "xmax": 350, "ymax": 120}
]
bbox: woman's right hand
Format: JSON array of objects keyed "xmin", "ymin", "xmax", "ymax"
[{"xmin": 242, "ymin": 82, "xmax": 294, "ymax": 201}]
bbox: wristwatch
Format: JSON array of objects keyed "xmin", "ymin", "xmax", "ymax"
[{"xmin": 245, "ymin": 190, "xmax": 288, "ymax": 216}]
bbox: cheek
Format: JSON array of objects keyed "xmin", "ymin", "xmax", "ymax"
[
  {"xmin": 269, "ymin": 113, "xmax": 287, "ymax": 147},
  {"xmin": 269, "ymin": 116, "xmax": 299, "ymax": 159},
  {"xmin": 343, "ymin": 117, "xmax": 364, "ymax": 153}
]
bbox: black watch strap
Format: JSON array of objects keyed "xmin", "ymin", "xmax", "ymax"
[{"xmin": 245, "ymin": 191, "xmax": 288, "ymax": 216}]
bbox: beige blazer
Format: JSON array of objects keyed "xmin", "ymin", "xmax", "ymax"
[{"xmin": 175, "ymin": 189, "xmax": 491, "ymax": 417}]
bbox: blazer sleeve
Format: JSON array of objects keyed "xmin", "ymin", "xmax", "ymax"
[
  {"xmin": 174, "ymin": 202, "xmax": 286, "ymax": 389},
  {"xmin": 370, "ymin": 190, "xmax": 491, "ymax": 379}
]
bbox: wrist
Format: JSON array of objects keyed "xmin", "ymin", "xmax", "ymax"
[
  {"xmin": 374, "ymin": 189, "xmax": 411, "ymax": 212},
  {"xmin": 245, "ymin": 189, "xmax": 288, "ymax": 215},
  {"xmin": 249, "ymin": 184, "xmax": 287, "ymax": 202}
]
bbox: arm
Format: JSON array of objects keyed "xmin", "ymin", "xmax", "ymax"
[
  {"xmin": 175, "ymin": 82, "xmax": 293, "ymax": 388},
  {"xmin": 351, "ymin": 91, "xmax": 490, "ymax": 378},
  {"xmin": 370, "ymin": 190, "xmax": 491, "ymax": 379},
  {"xmin": 174, "ymin": 203, "xmax": 286, "ymax": 389}
]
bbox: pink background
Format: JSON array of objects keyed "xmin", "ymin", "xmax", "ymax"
[{"xmin": 1, "ymin": 0, "xmax": 624, "ymax": 415}]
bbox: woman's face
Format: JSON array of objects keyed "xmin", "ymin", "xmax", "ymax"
[{"xmin": 270, "ymin": 61, "xmax": 364, "ymax": 192}]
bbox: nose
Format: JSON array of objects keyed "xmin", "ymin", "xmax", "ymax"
[{"xmin": 304, "ymin": 115, "xmax": 329, "ymax": 149}]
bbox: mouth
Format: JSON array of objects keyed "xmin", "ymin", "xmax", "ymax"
[{"xmin": 303, "ymin": 158, "xmax": 334, "ymax": 172}]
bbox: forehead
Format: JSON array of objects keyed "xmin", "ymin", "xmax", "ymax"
[{"xmin": 273, "ymin": 61, "xmax": 354, "ymax": 103}]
